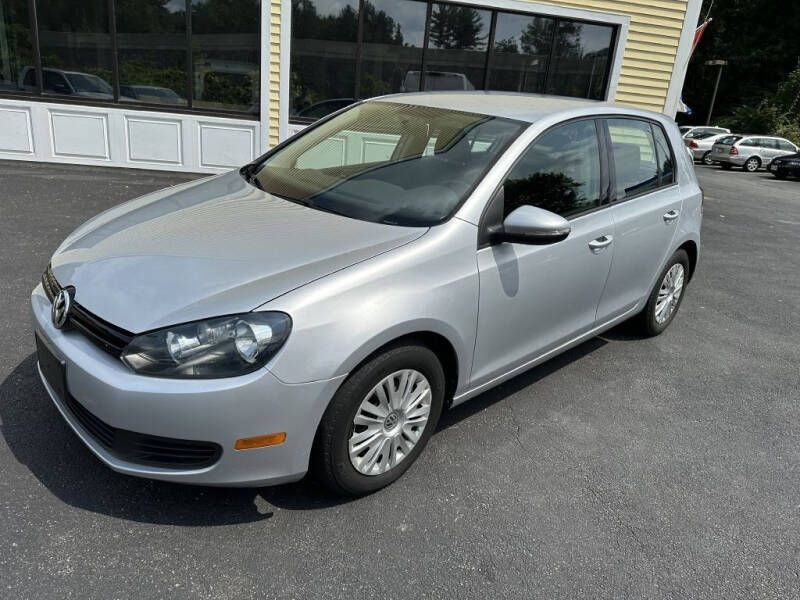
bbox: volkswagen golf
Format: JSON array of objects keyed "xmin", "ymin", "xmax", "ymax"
[{"xmin": 33, "ymin": 93, "xmax": 701, "ymax": 495}]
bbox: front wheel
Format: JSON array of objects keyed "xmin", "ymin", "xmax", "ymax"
[
  {"xmin": 744, "ymin": 157, "xmax": 761, "ymax": 172},
  {"xmin": 637, "ymin": 250, "xmax": 690, "ymax": 337},
  {"xmin": 314, "ymin": 344, "xmax": 445, "ymax": 496},
  {"xmin": 773, "ymin": 170, "xmax": 787, "ymax": 180}
]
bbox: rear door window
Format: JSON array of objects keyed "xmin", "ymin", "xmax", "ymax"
[{"xmin": 607, "ymin": 118, "xmax": 659, "ymax": 200}]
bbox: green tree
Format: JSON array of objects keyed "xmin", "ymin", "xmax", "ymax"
[{"xmin": 429, "ymin": 5, "xmax": 484, "ymax": 50}]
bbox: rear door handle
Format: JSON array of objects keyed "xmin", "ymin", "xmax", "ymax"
[
  {"xmin": 663, "ymin": 210, "xmax": 680, "ymax": 222},
  {"xmin": 588, "ymin": 235, "xmax": 613, "ymax": 251}
]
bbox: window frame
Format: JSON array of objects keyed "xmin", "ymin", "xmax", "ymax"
[
  {"xmin": 0, "ymin": 0, "xmax": 260, "ymax": 120},
  {"xmin": 601, "ymin": 116, "xmax": 678, "ymax": 205},
  {"xmin": 288, "ymin": 0, "xmax": 621, "ymax": 126}
]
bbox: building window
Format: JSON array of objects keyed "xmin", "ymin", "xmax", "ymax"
[
  {"xmin": 0, "ymin": 0, "xmax": 259, "ymax": 118},
  {"xmin": 425, "ymin": 3, "xmax": 490, "ymax": 90},
  {"xmin": 0, "ymin": 0, "xmax": 33, "ymax": 95},
  {"xmin": 289, "ymin": 1, "xmax": 618, "ymax": 123},
  {"xmin": 191, "ymin": 0, "xmax": 260, "ymax": 114},
  {"xmin": 116, "ymin": 0, "xmax": 188, "ymax": 107},
  {"xmin": 360, "ymin": 0, "xmax": 427, "ymax": 97},
  {"xmin": 36, "ymin": 0, "xmax": 114, "ymax": 100},
  {"xmin": 546, "ymin": 20, "xmax": 615, "ymax": 100},
  {"xmin": 290, "ymin": 0, "xmax": 359, "ymax": 120}
]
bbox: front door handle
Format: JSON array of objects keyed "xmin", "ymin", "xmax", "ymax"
[
  {"xmin": 663, "ymin": 210, "xmax": 680, "ymax": 222},
  {"xmin": 588, "ymin": 235, "xmax": 613, "ymax": 251}
]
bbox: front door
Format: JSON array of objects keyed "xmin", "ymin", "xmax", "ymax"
[{"xmin": 471, "ymin": 119, "xmax": 615, "ymax": 387}]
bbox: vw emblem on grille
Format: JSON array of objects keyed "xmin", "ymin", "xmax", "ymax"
[{"xmin": 52, "ymin": 288, "xmax": 72, "ymax": 329}]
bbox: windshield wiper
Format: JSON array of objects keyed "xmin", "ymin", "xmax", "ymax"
[{"xmin": 239, "ymin": 163, "xmax": 262, "ymax": 190}]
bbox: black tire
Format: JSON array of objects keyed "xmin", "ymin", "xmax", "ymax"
[
  {"xmin": 637, "ymin": 249, "xmax": 691, "ymax": 337},
  {"xmin": 744, "ymin": 157, "xmax": 761, "ymax": 172},
  {"xmin": 720, "ymin": 163, "xmax": 733, "ymax": 170},
  {"xmin": 773, "ymin": 170, "xmax": 787, "ymax": 180},
  {"xmin": 314, "ymin": 343, "xmax": 445, "ymax": 496},
  {"xmin": 702, "ymin": 152, "xmax": 714, "ymax": 166}
]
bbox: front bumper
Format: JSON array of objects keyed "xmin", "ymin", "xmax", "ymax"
[{"xmin": 32, "ymin": 285, "xmax": 345, "ymax": 487}]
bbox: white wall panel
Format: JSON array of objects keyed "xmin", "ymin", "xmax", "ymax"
[
  {"xmin": 198, "ymin": 123, "xmax": 256, "ymax": 169},
  {"xmin": 50, "ymin": 110, "xmax": 110, "ymax": 159},
  {"xmin": 0, "ymin": 105, "xmax": 34, "ymax": 154},
  {"xmin": 126, "ymin": 117, "xmax": 182, "ymax": 165},
  {"xmin": 0, "ymin": 97, "xmax": 261, "ymax": 173}
]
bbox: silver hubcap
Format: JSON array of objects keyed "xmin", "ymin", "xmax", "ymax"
[
  {"xmin": 655, "ymin": 263, "xmax": 685, "ymax": 324},
  {"xmin": 747, "ymin": 159, "xmax": 758, "ymax": 171},
  {"xmin": 348, "ymin": 369, "xmax": 432, "ymax": 476}
]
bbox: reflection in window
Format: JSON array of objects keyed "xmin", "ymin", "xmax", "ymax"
[
  {"xmin": 360, "ymin": 0, "xmax": 427, "ymax": 97},
  {"xmin": 37, "ymin": 0, "xmax": 114, "ymax": 100},
  {"xmin": 291, "ymin": 0, "xmax": 359, "ymax": 121},
  {"xmin": 255, "ymin": 102, "xmax": 524, "ymax": 226},
  {"xmin": 0, "ymin": 0, "xmax": 33, "ymax": 94},
  {"xmin": 608, "ymin": 118, "xmax": 659, "ymax": 199},
  {"xmin": 503, "ymin": 120, "xmax": 600, "ymax": 218},
  {"xmin": 425, "ymin": 3, "xmax": 490, "ymax": 91},
  {"xmin": 191, "ymin": 0, "xmax": 260, "ymax": 113},
  {"xmin": 547, "ymin": 21, "xmax": 614, "ymax": 100},
  {"xmin": 116, "ymin": 0, "xmax": 187, "ymax": 106},
  {"xmin": 490, "ymin": 12, "xmax": 554, "ymax": 94}
]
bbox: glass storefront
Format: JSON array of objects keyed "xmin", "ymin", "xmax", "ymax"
[
  {"xmin": 290, "ymin": 0, "xmax": 618, "ymax": 123},
  {"xmin": 0, "ymin": 0, "xmax": 260, "ymax": 117}
]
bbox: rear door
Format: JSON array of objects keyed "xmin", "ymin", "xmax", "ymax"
[{"xmin": 596, "ymin": 118, "xmax": 682, "ymax": 322}]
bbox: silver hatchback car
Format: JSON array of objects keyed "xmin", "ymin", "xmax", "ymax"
[{"xmin": 33, "ymin": 93, "xmax": 702, "ymax": 495}]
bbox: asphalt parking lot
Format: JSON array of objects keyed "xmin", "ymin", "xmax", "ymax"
[{"xmin": 1, "ymin": 160, "xmax": 798, "ymax": 599}]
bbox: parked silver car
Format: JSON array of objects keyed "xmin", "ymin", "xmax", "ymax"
[
  {"xmin": 685, "ymin": 132, "xmax": 729, "ymax": 165},
  {"xmin": 33, "ymin": 93, "xmax": 702, "ymax": 495},
  {"xmin": 679, "ymin": 125, "xmax": 730, "ymax": 138},
  {"xmin": 712, "ymin": 135, "xmax": 799, "ymax": 172}
]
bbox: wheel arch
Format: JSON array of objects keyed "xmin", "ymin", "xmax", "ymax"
[{"xmin": 677, "ymin": 239, "xmax": 699, "ymax": 281}]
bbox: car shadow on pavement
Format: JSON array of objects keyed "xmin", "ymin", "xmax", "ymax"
[
  {"xmin": 1, "ymin": 331, "xmax": 625, "ymax": 521},
  {"xmin": 0, "ymin": 354, "xmax": 350, "ymax": 524}
]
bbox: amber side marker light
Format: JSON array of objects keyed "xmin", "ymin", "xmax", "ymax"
[{"xmin": 234, "ymin": 432, "xmax": 286, "ymax": 451}]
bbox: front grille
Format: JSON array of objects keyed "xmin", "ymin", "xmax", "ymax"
[
  {"xmin": 42, "ymin": 265, "xmax": 134, "ymax": 358},
  {"xmin": 63, "ymin": 392, "xmax": 222, "ymax": 469}
]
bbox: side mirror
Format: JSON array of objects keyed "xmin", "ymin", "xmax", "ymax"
[{"xmin": 494, "ymin": 205, "xmax": 571, "ymax": 245}]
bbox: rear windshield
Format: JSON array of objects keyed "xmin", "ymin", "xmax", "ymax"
[
  {"xmin": 717, "ymin": 135, "xmax": 742, "ymax": 145},
  {"xmin": 250, "ymin": 102, "xmax": 525, "ymax": 226},
  {"xmin": 687, "ymin": 131, "xmax": 715, "ymax": 140}
]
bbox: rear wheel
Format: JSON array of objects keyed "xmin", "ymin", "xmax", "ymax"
[
  {"xmin": 314, "ymin": 344, "xmax": 445, "ymax": 496},
  {"xmin": 637, "ymin": 250, "xmax": 690, "ymax": 337},
  {"xmin": 702, "ymin": 151, "xmax": 714, "ymax": 166},
  {"xmin": 744, "ymin": 157, "xmax": 761, "ymax": 172}
]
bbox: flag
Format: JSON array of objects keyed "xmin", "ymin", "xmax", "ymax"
[{"xmin": 692, "ymin": 19, "xmax": 712, "ymax": 55}]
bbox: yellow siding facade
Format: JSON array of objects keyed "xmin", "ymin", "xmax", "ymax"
[
  {"xmin": 518, "ymin": 0, "xmax": 690, "ymax": 111},
  {"xmin": 266, "ymin": 0, "xmax": 691, "ymax": 143}
]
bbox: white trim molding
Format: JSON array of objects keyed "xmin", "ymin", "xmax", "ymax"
[{"xmin": 664, "ymin": 0, "xmax": 704, "ymax": 117}]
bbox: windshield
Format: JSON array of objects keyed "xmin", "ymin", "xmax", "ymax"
[
  {"xmin": 66, "ymin": 73, "xmax": 113, "ymax": 94},
  {"xmin": 250, "ymin": 102, "xmax": 525, "ymax": 226}
]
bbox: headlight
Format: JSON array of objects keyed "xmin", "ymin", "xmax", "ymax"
[{"xmin": 121, "ymin": 312, "xmax": 291, "ymax": 378}]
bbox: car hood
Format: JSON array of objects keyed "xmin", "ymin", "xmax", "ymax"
[{"xmin": 50, "ymin": 170, "xmax": 426, "ymax": 333}]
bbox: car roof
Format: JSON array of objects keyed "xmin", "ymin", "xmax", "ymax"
[{"xmin": 372, "ymin": 91, "xmax": 666, "ymax": 124}]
